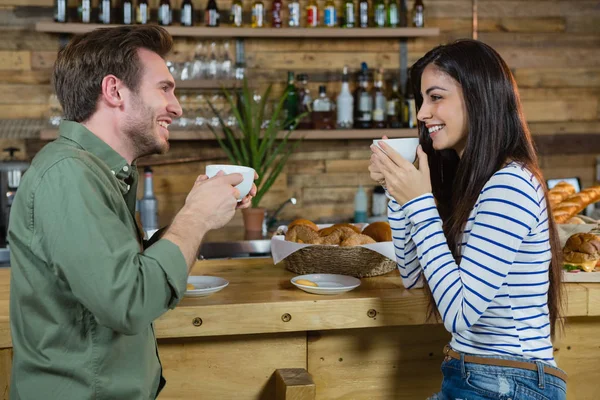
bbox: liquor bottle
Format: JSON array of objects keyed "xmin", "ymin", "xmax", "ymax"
[
  {"xmin": 412, "ymin": 0, "xmax": 424, "ymax": 27},
  {"xmin": 402, "ymin": 78, "xmax": 416, "ymax": 128},
  {"xmin": 122, "ymin": 0, "xmax": 134, "ymax": 24},
  {"xmin": 324, "ymin": 0, "xmax": 337, "ymax": 27},
  {"xmin": 387, "ymin": 0, "xmax": 399, "ymax": 27},
  {"xmin": 230, "ymin": 0, "xmax": 243, "ymax": 27},
  {"xmin": 205, "ymin": 0, "xmax": 220, "ymax": 27},
  {"xmin": 306, "ymin": 0, "xmax": 318, "ymax": 27},
  {"xmin": 296, "ymin": 74, "xmax": 313, "ymax": 130},
  {"xmin": 55, "ymin": 0, "xmax": 67, "ymax": 22},
  {"xmin": 399, "ymin": 0, "xmax": 408, "ymax": 27},
  {"xmin": 373, "ymin": 0, "xmax": 386, "ymax": 27},
  {"xmin": 158, "ymin": 0, "xmax": 172, "ymax": 26},
  {"xmin": 136, "ymin": 0, "xmax": 150, "ymax": 24},
  {"xmin": 180, "ymin": 0, "xmax": 194, "ymax": 26},
  {"xmin": 312, "ymin": 86, "xmax": 335, "ymax": 130},
  {"xmin": 283, "ymin": 72, "xmax": 299, "ymax": 130},
  {"xmin": 354, "ymin": 185, "xmax": 368, "ymax": 223},
  {"xmin": 354, "ymin": 62, "xmax": 372, "ymax": 129},
  {"xmin": 358, "ymin": 0, "xmax": 369, "ymax": 28},
  {"xmin": 139, "ymin": 167, "xmax": 159, "ymax": 232},
  {"xmin": 288, "ymin": 0, "xmax": 301, "ymax": 27},
  {"xmin": 79, "ymin": 0, "xmax": 92, "ymax": 23},
  {"xmin": 342, "ymin": 0, "xmax": 355, "ymax": 28},
  {"xmin": 99, "ymin": 0, "xmax": 112, "ymax": 24},
  {"xmin": 336, "ymin": 66, "xmax": 354, "ymax": 129},
  {"xmin": 251, "ymin": 0, "xmax": 265, "ymax": 28},
  {"xmin": 387, "ymin": 80, "xmax": 402, "ymax": 128},
  {"xmin": 272, "ymin": 0, "xmax": 283, "ymax": 27},
  {"xmin": 372, "ymin": 68, "xmax": 387, "ymax": 128}
]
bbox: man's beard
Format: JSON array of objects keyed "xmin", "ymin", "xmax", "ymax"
[{"xmin": 123, "ymin": 95, "xmax": 170, "ymax": 160}]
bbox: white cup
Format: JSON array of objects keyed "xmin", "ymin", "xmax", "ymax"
[
  {"xmin": 372, "ymin": 138, "xmax": 420, "ymax": 163},
  {"xmin": 205, "ymin": 164, "xmax": 256, "ymax": 201}
]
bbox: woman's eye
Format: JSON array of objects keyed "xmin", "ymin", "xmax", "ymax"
[{"xmin": 430, "ymin": 94, "xmax": 442, "ymax": 101}]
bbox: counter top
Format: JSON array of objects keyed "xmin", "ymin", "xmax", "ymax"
[{"xmin": 1, "ymin": 258, "xmax": 598, "ymax": 348}]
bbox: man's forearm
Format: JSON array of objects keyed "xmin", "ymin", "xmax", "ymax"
[{"xmin": 162, "ymin": 211, "xmax": 209, "ymax": 273}]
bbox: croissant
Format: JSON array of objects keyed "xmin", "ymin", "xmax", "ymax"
[{"xmin": 552, "ymin": 185, "xmax": 600, "ymax": 224}]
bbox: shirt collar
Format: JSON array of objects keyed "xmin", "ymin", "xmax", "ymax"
[{"xmin": 58, "ymin": 120, "xmax": 135, "ymax": 180}]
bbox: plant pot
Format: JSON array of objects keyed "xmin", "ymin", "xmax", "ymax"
[{"xmin": 242, "ymin": 207, "xmax": 266, "ymax": 235}]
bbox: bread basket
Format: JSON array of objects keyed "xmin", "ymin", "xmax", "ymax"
[{"xmin": 271, "ymin": 224, "xmax": 397, "ymax": 278}]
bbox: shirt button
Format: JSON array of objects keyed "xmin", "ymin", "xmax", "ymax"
[
  {"xmin": 123, "ymin": 166, "xmax": 129, "ymax": 172},
  {"xmin": 111, "ymin": 170, "xmax": 116, "ymax": 175},
  {"xmin": 127, "ymin": 185, "xmax": 131, "ymax": 191}
]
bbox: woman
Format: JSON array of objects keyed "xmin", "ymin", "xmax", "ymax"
[{"xmin": 370, "ymin": 40, "xmax": 566, "ymax": 399}]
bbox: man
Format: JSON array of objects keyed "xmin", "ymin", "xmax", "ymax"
[{"xmin": 8, "ymin": 26, "xmax": 255, "ymax": 399}]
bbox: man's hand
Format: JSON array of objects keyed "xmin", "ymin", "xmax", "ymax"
[{"xmin": 236, "ymin": 171, "xmax": 259, "ymax": 210}]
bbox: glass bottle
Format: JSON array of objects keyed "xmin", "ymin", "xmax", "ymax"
[
  {"xmin": 342, "ymin": 0, "xmax": 355, "ymax": 28},
  {"xmin": 354, "ymin": 62, "xmax": 372, "ymax": 129},
  {"xmin": 99, "ymin": 0, "xmax": 112, "ymax": 24},
  {"xmin": 139, "ymin": 167, "xmax": 159, "ymax": 232},
  {"xmin": 230, "ymin": 0, "xmax": 243, "ymax": 27},
  {"xmin": 180, "ymin": 0, "xmax": 194, "ymax": 26},
  {"xmin": 158, "ymin": 0, "xmax": 172, "ymax": 26},
  {"xmin": 288, "ymin": 0, "xmax": 301, "ymax": 27},
  {"xmin": 136, "ymin": 0, "xmax": 150, "ymax": 24},
  {"xmin": 373, "ymin": 0, "xmax": 386, "ymax": 27},
  {"xmin": 205, "ymin": 0, "xmax": 220, "ymax": 27},
  {"xmin": 79, "ymin": 0, "xmax": 92, "ymax": 23},
  {"xmin": 358, "ymin": 0, "xmax": 369, "ymax": 28},
  {"xmin": 122, "ymin": 0, "xmax": 134, "ymax": 24},
  {"xmin": 272, "ymin": 0, "xmax": 283, "ymax": 27},
  {"xmin": 372, "ymin": 68, "xmax": 387, "ymax": 128},
  {"xmin": 399, "ymin": 0, "xmax": 408, "ymax": 27},
  {"xmin": 296, "ymin": 74, "xmax": 313, "ymax": 130},
  {"xmin": 402, "ymin": 78, "xmax": 416, "ymax": 128},
  {"xmin": 387, "ymin": 80, "xmax": 402, "ymax": 128},
  {"xmin": 283, "ymin": 72, "xmax": 299, "ymax": 130},
  {"xmin": 324, "ymin": 0, "xmax": 337, "ymax": 27},
  {"xmin": 312, "ymin": 86, "xmax": 335, "ymax": 130},
  {"xmin": 54, "ymin": 0, "xmax": 67, "ymax": 22},
  {"xmin": 336, "ymin": 65, "xmax": 354, "ymax": 129},
  {"xmin": 252, "ymin": 0, "xmax": 265, "ymax": 28},
  {"xmin": 387, "ymin": 0, "xmax": 399, "ymax": 27},
  {"xmin": 306, "ymin": 0, "xmax": 318, "ymax": 27},
  {"xmin": 412, "ymin": 0, "xmax": 424, "ymax": 27}
]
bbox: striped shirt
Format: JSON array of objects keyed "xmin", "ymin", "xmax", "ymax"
[{"xmin": 388, "ymin": 162, "xmax": 555, "ymax": 365}]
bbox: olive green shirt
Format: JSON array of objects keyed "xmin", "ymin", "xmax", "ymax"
[{"xmin": 9, "ymin": 120, "xmax": 188, "ymax": 399}]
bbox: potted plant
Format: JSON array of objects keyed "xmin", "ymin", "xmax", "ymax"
[{"xmin": 207, "ymin": 78, "xmax": 304, "ymax": 234}]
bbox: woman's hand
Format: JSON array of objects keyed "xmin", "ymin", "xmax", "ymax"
[
  {"xmin": 369, "ymin": 136, "xmax": 389, "ymax": 187},
  {"xmin": 370, "ymin": 143, "xmax": 432, "ymax": 204}
]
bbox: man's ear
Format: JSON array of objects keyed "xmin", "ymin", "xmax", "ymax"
[{"xmin": 100, "ymin": 75, "xmax": 125, "ymax": 108}]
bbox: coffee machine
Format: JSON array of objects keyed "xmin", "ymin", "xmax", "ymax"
[{"xmin": 0, "ymin": 147, "xmax": 29, "ymax": 263}]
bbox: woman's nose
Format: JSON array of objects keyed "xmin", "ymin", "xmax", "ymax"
[{"xmin": 417, "ymin": 103, "xmax": 432, "ymax": 122}]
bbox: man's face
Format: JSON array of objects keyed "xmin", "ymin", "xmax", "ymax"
[{"xmin": 122, "ymin": 48, "xmax": 182, "ymax": 159}]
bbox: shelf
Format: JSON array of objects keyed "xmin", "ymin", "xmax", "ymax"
[
  {"xmin": 35, "ymin": 22, "xmax": 440, "ymax": 38},
  {"xmin": 175, "ymin": 80, "xmax": 240, "ymax": 90},
  {"xmin": 39, "ymin": 128, "xmax": 418, "ymax": 141}
]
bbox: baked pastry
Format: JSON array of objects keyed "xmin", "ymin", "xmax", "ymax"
[
  {"xmin": 340, "ymin": 234, "xmax": 376, "ymax": 247},
  {"xmin": 318, "ymin": 223, "xmax": 361, "ymax": 237},
  {"xmin": 562, "ymin": 232, "xmax": 600, "ymax": 272},
  {"xmin": 552, "ymin": 185, "xmax": 600, "ymax": 223},
  {"xmin": 548, "ymin": 181, "xmax": 575, "ymax": 208},
  {"xmin": 362, "ymin": 221, "xmax": 392, "ymax": 242},
  {"xmin": 565, "ymin": 216, "xmax": 586, "ymax": 224},
  {"xmin": 285, "ymin": 224, "xmax": 320, "ymax": 244},
  {"xmin": 287, "ymin": 218, "xmax": 319, "ymax": 232}
]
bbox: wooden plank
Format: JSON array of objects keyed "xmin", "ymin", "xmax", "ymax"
[
  {"xmin": 34, "ymin": 22, "xmax": 440, "ymax": 38},
  {"xmin": 175, "ymin": 79, "xmax": 240, "ymax": 90},
  {"xmin": 522, "ymin": 99, "xmax": 598, "ymax": 122},
  {"xmin": 427, "ymin": 17, "xmax": 566, "ymax": 34},
  {"xmin": 534, "ymin": 134, "xmax": 600, "ymax": 156},
  {"xmin": 302, "ymin": 187, "xmax": 361, "ymax": 206},
  {"xmin": 308, "ymin": 326, "xmax": 450, "ymax": 399},
  {"xmin": 247, "ymin": 51, "xmax": 400, "ymax": 71},
  {"xmin": 0, "ymin": 29, "xmax": 59, "ymax": 51},
  {"xmin": 0, "ymin": 69, "xmax": 51, "ymax": 84},
  {"xmin": 0, "ymin": 84, "xmax": 49, "ymax": 105},
  {"xmin": 529, "ymin": 122, "xmax": 600, "ymax": 136},
  {"xmin": 0, "ymin": 51, "xmax": 30, "ymax": 71},
  {"xmin": 515, "ymin": 68, "xmax": 600, "ymax": 88},
  {"xmin": 158, "ymin": 332, "xmax": 307, "ymax": 400},
  {"xmin": 288, "ymin": 172, "xmax": 372, "ymax": 189},
  {"xmin": 325, "ymin": 159, "xmax": 370, "ymax": 173},
  {"xmin": 275, "ymin": 368, "xmax": 315, "ymax": 400},
  {"xmin": 30, "ymin": 51, "xmax": 56, "ymax": 70},
  {"xmin": 0, "ymin": 105, "xmax": 47, "ymax": 119},
  {"xmin": 0, "ymin": 348, "xmax": 10, "ymax": 400},
  {"xmin": 580, "ymin": 284, "xmax": 600, "ymax": 316},
  {"xmin": 496, "ymin": 46, "xmax": 600, "ymax": 68},
  {"xmin": 246, "ymin": 38, "xmax": 401, "ymax": 52},
  {"xmin": 566, "ymin": 15, "xmax": 600, "ymax": 34},
  {"xmin": 479, "ymin": 32, "xmax": 600, "ymax": 48},
  {"xmin": 477, "ymin": 1, "xmax": 600, "ymax": 18},
  {"xmin": 563, "ymin": 284, "xmax": 588, "ymax": 317}
]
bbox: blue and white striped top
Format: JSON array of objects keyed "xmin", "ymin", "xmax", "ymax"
[{"xmin": 389, "ymin": 162, "xmax": 555, "ymax": 366}]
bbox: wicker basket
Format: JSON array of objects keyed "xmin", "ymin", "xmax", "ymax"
[{"xmin": 283, "ymin": 244, "xmax": 396, "ymax": 278}]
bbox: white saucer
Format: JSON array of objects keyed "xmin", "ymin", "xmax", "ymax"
[
  {"xmin": 185, "ymin": 276, "xmax": 229, "ymax": 297},
  {"xmin": 291, "ymin": 274, "xmax": 361, "ymax": 295}
]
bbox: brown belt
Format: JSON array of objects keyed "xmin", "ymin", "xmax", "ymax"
[{"xmin": 444, "ymin": 346, "xmax": 568, "ymax": 382}]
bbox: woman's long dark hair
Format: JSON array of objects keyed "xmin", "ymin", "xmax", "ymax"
[{"xmin": 410, "ymin": 39, "xmax": 563, "ymax": 337}]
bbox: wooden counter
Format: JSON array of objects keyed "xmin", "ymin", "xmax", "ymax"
[{"xmin": 1, "ymin": 259, "xmax": 599, "ymax": 399}]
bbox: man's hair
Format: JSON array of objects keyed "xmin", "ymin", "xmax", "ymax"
[{"xmin": 53, "ymin": 25, "xmax": 173, "ymax": 122}]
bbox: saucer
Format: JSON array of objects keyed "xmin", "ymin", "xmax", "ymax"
[
  {"xmin": 185, "ymin": 276, "xmax": 229, "ymax": 297},
  {"xmin": 291, "ymin": 274, "xmax": 361, "ymax": 295}
]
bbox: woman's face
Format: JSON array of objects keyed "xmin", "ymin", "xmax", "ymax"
[{"xmin": 417, "ymin": 63, "xmax": 468, "ymax": 156}]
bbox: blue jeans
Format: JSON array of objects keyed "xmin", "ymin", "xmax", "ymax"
[{"xmin": 429, "ymin": 350, "xmax": 567, "ymax": 400}]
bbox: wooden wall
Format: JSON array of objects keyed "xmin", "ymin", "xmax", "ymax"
[{"xmin": 0, "ymin": 1, "xmax": 599, "ymax": 238}]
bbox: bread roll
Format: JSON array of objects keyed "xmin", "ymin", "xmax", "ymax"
[
  {"xmin": 553, "ymin": 185, "xmax": 600, "ymax": 224},
  {"xmin": 318, "ymin": 223, "xmax": 361, "ymax": 236},
  {"xmin": 340, "ymin": 234, "xmax": 376, "ymax": 247},
  {"xmin": 362, "ymin": 221, "xmax": 392, "ymax": 242},
  {"xmin": 548, "ymin": 181, "xmax": 576, "ymax": 208},
  {"xmin": 286, "ymin": 225, "xmax": 320, "ymax": 243},
  {"xmin": 287, "ymin": 218, "xmax": 319, "ymax": 232}
]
